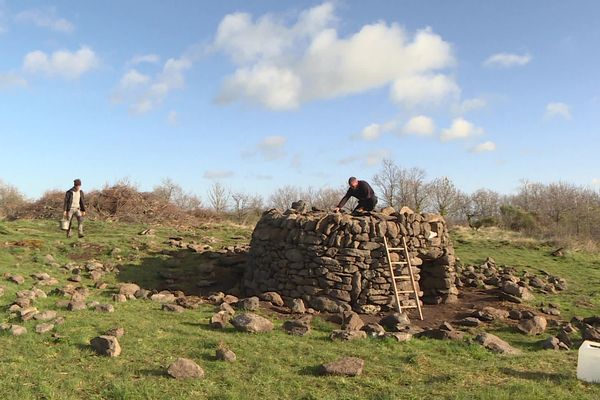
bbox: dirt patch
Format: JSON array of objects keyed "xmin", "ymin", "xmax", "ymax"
[
  {"xmin": 67, "ymin": 243, "xmax": 107, "ymax": 261},
  {"xmin": 2, "ymin": 239, "xmax": 45, "ymax": 249}
]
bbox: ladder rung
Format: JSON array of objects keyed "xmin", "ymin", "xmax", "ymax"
[
  {"xmin": 387, "ymin": 247, "xmax": 404, "ymax": 251},
  {"xmin": 393, "ymin": 276, "xmax": 411, "ymax": 280},
  {"xmin": 399, "ymin": 305, "xmax": 419, "ymax": 309},
  {"xmin": 397, "ymin": 290, "xmax": 417, "ymax": 294},
  {"xmin": 390, "ymin": 261, "xmax": 407, "ymax": 265}
]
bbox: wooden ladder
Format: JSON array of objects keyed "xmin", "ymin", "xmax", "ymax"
[{"xmin": 383, "ymin": 236, "xmax": 424, "ymax": 320}]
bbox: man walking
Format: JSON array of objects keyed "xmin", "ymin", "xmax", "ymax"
[
  {"xmin": 63, "ymin": 179, "xmax": 86, "ymax": 238},
  {"xmin": 334, "ymin": 177, "xmax": 378, "ymax": 213}
]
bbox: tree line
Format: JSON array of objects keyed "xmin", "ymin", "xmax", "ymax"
[{"xmin": 2, "ymin": 163, "xmax": 600, "ymax": 244}]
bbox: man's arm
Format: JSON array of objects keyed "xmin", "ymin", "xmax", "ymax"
[
  {"xmin": 80, "ymin": 191, "xmax": 86, "ymax": 212},
  {"xmin": 336, "ymin": 189, "xmax": 352, "ymax": 209}
]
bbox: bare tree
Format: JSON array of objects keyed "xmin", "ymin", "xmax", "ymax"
[
  {"xmin": 373, "ymin": 159, "xmax": 403, "ymax": 208},
  {"xmin": 207, "ymin": 182, "xmax": 229, "ymax": 213},
  {"xmin": 405, "ymin": 167, "xmax": 429, "ymax": 212},
  {"xmin": 269, "ymin": 185, "xmax": 302, "ymax": 210},
  {"xmin": 153, "ymin": 178, "xmax": 202, "ymax": 211},
  {"xmin": 470, "ymin": 189, "xmax": 501, "ymax": 218},
  {"xmin": 0, "ymin": 179, "xmax": 26, "ymax": 219},
  {"xmin": 429, "ymin": 176, "xmax": 459, "ymax": 217}
]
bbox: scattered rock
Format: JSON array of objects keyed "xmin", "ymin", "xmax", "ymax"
[
  {"xmin": 237, "ymin": 297, "xmax": 260, "ymax": 311},
  {"xmin": 361, "ymin": 323, "xmax": 386, "ymax": 338},
  {"xmin": 118, "ymin": 283, "xmax": 141, "ymax": 297},
  {"xmin": 456, "ymin": 317, "xmax": 482, "ymax": 327},
  {"xmin": 341, "ymin": 311, "xmax": 364, "ymax": 331},
  {"xmin": 259, "ymin": 292, "xmax": 284, "ymax": 307},
  {"xmin": 134, "ymin": 289, "xmax": 151, "ymax": 299},
  {"xmin": 167, "ymin": 358, "xmax": 204, "ymax": 379},
  {"xmin": 210, "ymin": 311, "xmax": 231, "ymax": 329},
  {"xmin": 581, "ymin": 324, "xmax": 600, "ymax": 341},
  {"xmin": 215, "ymin": 347, "xmax": 237, "ymax": 362},
  {"xmin": 383, "ymin": 332, "xmax": 412, "ymax": 342},
  {"xmin": 475, "ymin": 333, "xmax": 521, "ymax": 355},
  {"xmin": 286, "ymin": 298, "xmax": 306, "ymax": 314},
  {"xmin": 7, "ymin": 275, "xmax": 25, "ymax": 285},
  {"xmin": 104, "ymin": 327, "xmax": 125, "ymax": 338},
  {"xmin": 150, "ymin": 292, "xmax": 176, "ymax": 303},
  {"xmin": 330, "ymin": 330, "xmax": 367, "ymax": 341},
  {"xmin": 231, "ymin": 313, "xmax": 273, "ymax": 333},
  {"xmin": 540, "ymin": 336, "xmax": 569, "ymax": 351},
  {"xmin": 113, "ymin": 294, "xmax": 127, "ymax": 303},
  {"xmin": 9, "ymin": 325, "xmax": 27, "ymax": 336},
  {"xmin": 68, "ymin": 275, "xmax": 82, "ymax": 283},
  {"xmin": 379, "ymin": 313, "xmax": 410, "ymax": 332},
  {"xmin": 282, "ymin": 316, "xmax": 312, "ymax": 336},
  {"xmin": 222, "ymin": 295, "xmax": 239, "ymax": 304},
  {"xmin": 218, "ymin": 302, "xmax": 236, "ymax": 315},
  {"xmin": 95, "ymin": 304, "xmax": 115, "ymax": 313},
  {"xmin": 67, "ymin": 301, "xmax": 87, "ymax": 311},
  {"xmin": 516, "ymin": 316, "xmax": 547, "ymax": 336},
  {"xmin": 319, "ymin": 357, "xmax": 364, "ymax": 377},
  {"xmin": 35, "ymin": 323, "xmax": 54, "ymax": 334},
  {"xmin": 162, "ymin": 304, "xmax": 185, "ymax": 313},
  {"xmin": 90, "ymin": 335, "xmax": 121, "ymax": 357},
  {"xmin": 33, "ymin": 310, "xmax": 57, "ymax": 321}
]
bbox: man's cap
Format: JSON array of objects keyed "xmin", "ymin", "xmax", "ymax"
[
  {"xmin": 74, "ymin": 179, "xmax": 82, "ymax": 186},
  {"xmin": 348, "ymin": 176, "xmax": 357, "ymax": 184}
]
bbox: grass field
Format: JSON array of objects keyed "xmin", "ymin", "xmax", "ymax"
[{"xmin": 1, "ymin": 219, "xmax": 599, "ymax": 400}]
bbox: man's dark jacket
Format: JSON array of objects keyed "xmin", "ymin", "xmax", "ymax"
[
  {"xmin": 337, "ymin": 180, "xmax": 376, "ymax": 209},
  {"xmin": 64, "ymin": 188, "xmax": 86, "ymax": 212}
]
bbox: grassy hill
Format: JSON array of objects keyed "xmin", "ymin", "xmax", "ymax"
[{"xmin": 0, "ymin": 219, "xmax": 599, "ymax": 400}]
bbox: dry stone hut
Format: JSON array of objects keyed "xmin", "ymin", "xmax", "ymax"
[{"xmin": 243, "ymin": 202, "xmax": 458, "ymax": 314}]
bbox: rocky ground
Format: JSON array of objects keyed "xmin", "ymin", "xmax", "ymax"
[{"xmin": 0, "ymin": 219, "xmax": 599, "ymax": 399}]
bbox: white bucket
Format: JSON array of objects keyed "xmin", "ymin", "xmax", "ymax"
[
  {"xmin": 577, "ymin": 340, "xmax": 600, "ymax": 383},
  {"xmin": 60, "ymin": 219, "xmax": 69, "ymax": 231}
]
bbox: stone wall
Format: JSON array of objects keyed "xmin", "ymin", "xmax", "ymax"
[{"xmin": 243, "ymin": 202, "xmax": 458, "ymax": 314}]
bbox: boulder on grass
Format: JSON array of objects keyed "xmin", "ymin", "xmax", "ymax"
[
  {"xmin": 167, "ymin": 358, "xmax": 204, "ymax": 379},
  {"xmin": 231, "ymin": 313, "xmax": 273, "ymax": 333},
  {"xmin": 319, "ymin": 357, "xmax": 364, "ymax": 377}
]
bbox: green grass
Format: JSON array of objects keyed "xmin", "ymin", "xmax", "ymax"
[{"xmin": 0, "ymin": 220, "xmax": 599, "ymax": 399}]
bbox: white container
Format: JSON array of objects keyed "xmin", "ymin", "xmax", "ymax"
[
  {"xmin": 60, "ymin": 219, "xmax": 69, "ymax": 231},
  {"xmin": 578, "ymin": 340, "xmax": 600, "ymax": 383}
]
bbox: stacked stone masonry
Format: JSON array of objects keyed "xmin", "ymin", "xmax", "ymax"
[{"xmin": 243, "ymin": 203, "xmax": 458, "ymax": 314}]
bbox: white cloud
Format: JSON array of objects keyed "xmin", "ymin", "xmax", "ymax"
[
  {"xmin": 365, "ymin": 149, "xmax": 391, "ymax": 166},
  {"xmin": 592, "ymin": 178, "xmax": 600, "ymax": 186},
  {"xmin": 390, "ymin": 74, "xmax": 459, "ymax": 107},
  {"xmin": 114, "ymin": 56, "xmax": 192, "ymax": 114},
  {"xmin": 402, "ymin": 115, "xmax": 435, "ymax": 136},
  {"xmin": 545, "ymin": 102, "xmax": 571, "ymax": 120},
  {"xmin": 470, "ymin": 141, "xmax": 496, "ymax": 153},
  {"xmin": 484, "ymin": 52, "xmax": 531, "ymax": 68},
  {"xmin": 15, "ymin": 7, "xmax": 74, "ymax": 33},
  {"xmin": 203, "ymin": 170, "xmax": 234, "ymax": 179},
  {"xmin": 0, "ymin": 72, "xmax": 27, "ymax": 89},
  {"xmin": 23, "ymin": 46, "xmax": 98, "ymax": 79},
  {"xmin": 357, "ymin": 121, "xmax": 396, "ymax": 141},
  {"xmin": 255, "ymin": 174, "xmax": 273, "ymax": 180},
  {"xmin": 119, "ymin": 69, "xmax": 150, "ymax": 89},
  {"xmin": 214, "ymin": 2, "xmax": 457, "ymax": 110},
  {"xmin": 257, "ymin": 135, "xmax": 287, "ymax": 160},
  {"xmin": 167, "ymin": 110, "xmax": 178, "ymax": 125},
  {"xmin": 441, "ymin": 117, "xmax": 484, "ymax": 141},
  {"xmin": 129, "ymin": 54, "xmax": 160, "ymax": 65},
  {"xmin": 339, "ymin": 150, "xmax": 390, "ymax": 166},
  {"xmin": 454, "ymin": 97, "xmax": 486, "ymax": 114}
]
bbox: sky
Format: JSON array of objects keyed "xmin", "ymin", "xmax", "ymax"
[{"xmin": 1, "ymin": 0, "xmax": 599, "ymax": 200}]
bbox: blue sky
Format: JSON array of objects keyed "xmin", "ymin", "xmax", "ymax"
[{"xmin": 0, "ymin": 0, "xmax": 599, "ymax": 200}]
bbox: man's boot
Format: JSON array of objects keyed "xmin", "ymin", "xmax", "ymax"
[{"xmin": 66, "ymin": 229, "xmax": 72, "ymax": 238}]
